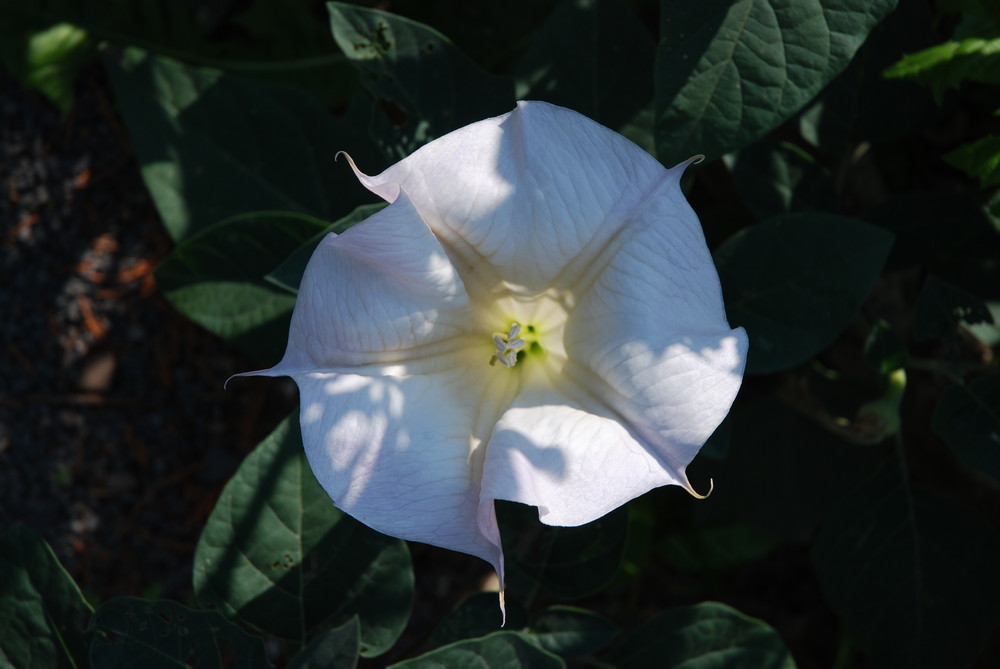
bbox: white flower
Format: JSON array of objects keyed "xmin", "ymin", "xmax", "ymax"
[{"xmin": 242, "ymin": 101, "xmax": 747, "ymax": 599}]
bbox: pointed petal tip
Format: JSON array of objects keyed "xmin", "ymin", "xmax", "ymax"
[{"xmin": 498, "ymin": 589, "xmax": 507, "ymax": 627}]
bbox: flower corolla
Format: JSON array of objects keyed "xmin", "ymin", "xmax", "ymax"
[{"xmin": 243, "ymin": 101, "xmax": 747, "ymax": 598}]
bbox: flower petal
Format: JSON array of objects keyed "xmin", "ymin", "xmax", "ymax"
[
  {"xmin": 343, "ymin": 101, "xmax": 670, "ymax": 294},
  {"xmin": 566, "ymin": 161, "xmax": 748, "ymax": 481},
  {"xmin": 480, "ymin": 379, "xmax": 686, "ymax": 526},
  {"xmin": 292, "ymin": 369, "xmax": 515, "ymax": 576},
  {"xmin": 264, "ymin": 190, "xmax": 472, "ymax": 373}
]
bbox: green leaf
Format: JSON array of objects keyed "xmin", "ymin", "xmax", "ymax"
[
  {"xmin": 265, "ymin": 202, "xmax": 387, "ymax": 295},
  {"xmin": 431, "ymin": 593, "xmax": 526, "ymax": 647},
  {"xmin": 715, "ymin": 213, "xmax": 894, "ymax": 374},
  {"xmin": 88, "ymin": 598, "xmax": 273, "ymax": 669},
  {"xmin": 498, "ymin": 502, "xmax": 628, "ymax": 600},
  {"xmin": 327, "ymin": 3, "xmax": 513, "ymax": 160},
  {"xmin": 391, "ymin": 631, "xmax": 565, "ymax": 669},
  {"xmin": 155, "ymin": 211, "xmax": 328, "ymax": 362},
  {"xmin": 913, "ymin": 275, "xmax": 994, "ymax": 342},
  {"xmin": 288, "ymin": 617, "xmax": 360, "ymax": 669},
  {"xmin": 0, "ymin": 0, "xmax": 357, "ymax": 107},
  {"xmin": 104, "ymin": 47, "xmax": 375, "ymax": 241},
  {"xmin": 193, "ymin": 415, "xmax": 413, "ymax": 657},
  {"xmin": 884, "ymin": 37, "xmax": 1000, "ymax": 102},
  {"xmin": 863, "ymin": 319, "xmax": 907, "ymax": 375},
  {"xmin": 0, "ymin": 524, "xmax": 94, "ymax": 669},
  {"xmin": 798, "ymin": 0, "xmax": 934, "ymax": 152},
  {"xmin": 0, "ymin": 22, "xmax": 91, "ymax": 113},
  {"xmin": 655, "ymin": 0, "xmax": 898, "ymax": 165},
  {"xmin": 604, "ymin": 601, "xmax": 796, "ymax": 668},
  {"xmin": 944, "ymin": 134, "xmax": 1000, "ymax": 188},
  {"xmin": 933, "ymin": 373, "xmax": 1000, "ymax": 486},
  {"xmin": 528, "ymin": 606, "xmax": 618, "ymax": 659},
  {"xmin": 812, "ymin": 460, "xmax": 1000, "ymax": 668},
  {"xmin": 725, "ymin": 141, "xmax": 837, "ymax": 219},
  {"xmin": 515, "ymin": 0, "xmax": 654, "ymax": 131}
]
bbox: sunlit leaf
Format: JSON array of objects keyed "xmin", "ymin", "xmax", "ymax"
[
  {"xmin": 944, "ymin": 135, "xmax": 1000, "ymax": 188},
  {"xmin": 193, "ymin": 415, "xmax": 413, "ymax": 657},
  {"xmin": 814, "ymin": 460, "xmax": 1000, "ymax": 668},
  {"xmin": 0, "ymin": 22, "xmax": 91, "ymax": 113},
  {"xmin": 0, "ymin": 524, "xmax": 93, "ymax": 669},
  {"xmin": 655, "ymin": 0, "xmax": 898, "ymax": 164},
  {"xmin": 89, "ymin": 598, "xmax": 272, "ymax": 669},
  {"xmin": 884, "ymin": 37, "xmax": 1000, "ymax": 102}
]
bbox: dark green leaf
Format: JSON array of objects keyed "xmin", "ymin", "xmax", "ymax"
[
  {"xmin": 498, "ymin": 502, "xmax": 628, "ymax": 600},
  {"xmin": 104, "ymin": 47, "xmax": 375, "ymax": 241},
  {"xmin": 288, "ymin": 617, "xmax": 360, "ymax": 669},
  {"xmin": 88, "ymin": 598, "xmax": 272, "ymax": 669},
  {"xmin": 391, "ymin": 631, "xmax": 564, "ymax": 669},
  {"xmin": 0, "ymin": 524, "xmax": 93, "ymax": 669},
  {"xmin": 327, "ymin": 3, "xmax": 513, "ymax": 160},
  {"xmin": 944, "ymin": 135, "xmax": 1000, "ymax": 188},
  {"xmin": 689, "ymin": 400, "xmax": 885, "ymax": 540},
  {"xmin": 604, "ymin": 601, "xmax": 795, "ymax": 668},
  {"xmin": 0, "ymin": 0, "xmax": 358, "ymax": 107},
  {"xmin": 265, "ymin": 202, "xmax": 387, "ymax": 295},
  {"xmin": 515, "ymin": 0, "xmax": 654, "ymax": 130},
  {"xmin": 655, "ymin": 0, "xmax": 898, "ymax": 164},
  {"xmin": 715, "ymin": 213, "xmax": 894, "ymax": 374},
  {"xmin": 933, "ymin": 373, "xmax": 1000, "ymax": 486},
  {"xmin": 431, "ymin": 593, "xmax": 525, "ymax": 647},
  {"xmin": 657, "ymin": 523, "xmax": 776, "ymax": 572},
  {"xmin": 155, "ymin": 211, "xmax": 328, "ymax": 362},
  {"xmin": 798, "ymin": 0, "xmax": 934, "ymax": 152},
  {"xmin": 812, "ymin": 460, "xmax": 1000, "ymax": 668},
  {"xmin": 528, "ymin": 606, "xmax": 618, "ymax": 659},
  {"xmin": 193, "ymin": 415, "xmax": 413, "ymax": 657},
  {"xmin": 913, "ymin": 275, "xmax": 994, "ymax": 341},
  {"xmin": 866, "ymin": 190, "xmax": 999, "ymax": 289},
  {"xmin": 726, "ymin": 141, "xmax": 837, "ymax": 219},
  {"xmin": 0, "ymin": 0, "xmax": 214, "ymax": 56}
]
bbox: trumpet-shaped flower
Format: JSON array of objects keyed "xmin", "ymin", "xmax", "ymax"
[{"xmin": 242, "ymin": 101, "xmax": 747, "ymax": 597}]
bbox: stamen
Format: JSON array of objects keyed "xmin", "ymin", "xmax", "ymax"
[{"xmin": 491, "ymin": 322, "xmax": 527, "ymax": 368}]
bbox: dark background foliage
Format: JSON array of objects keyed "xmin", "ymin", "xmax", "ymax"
[{"xmin": 2, "ymin": 0, "xmax": 999, "ymax": 667}]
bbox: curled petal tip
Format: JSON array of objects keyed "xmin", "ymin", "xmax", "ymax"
[
  {"xmin": 498, "ymin": 589, "xmax": 507, "ymax": 627},
  {"xmin": 688, "ymin": 477, "xmax": 714, "ymax": 500}
]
